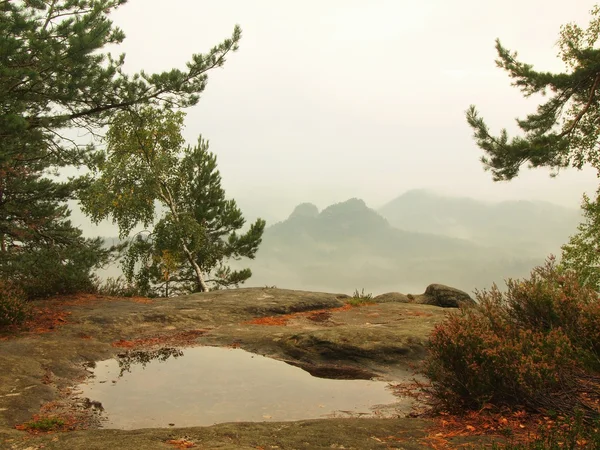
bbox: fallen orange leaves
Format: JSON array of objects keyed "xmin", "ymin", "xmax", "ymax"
[
  {"xmin": 23, "ymin": 308, "xmax": 71, "ymax": 334},
  {"xmin": 245, "ymin": 304, "xmax": 353, "ymax": 326},
  {"xmin": 1, "ymin": 293, "xmax": 155, "ymax": 338},
  {"xmin": 248, "ymin": 316, "xmax": 290, "ymax": 326},
  {"xmin": 15, "ymin": 414, "xmax": 78, "ymax": 434},
  {"xmin": 417, "ymin": 408, "xmax": 568, "ymax": 448},
  {"xmin": 166, "ymin": 438, "xmax": 195, "ymax": 448}
]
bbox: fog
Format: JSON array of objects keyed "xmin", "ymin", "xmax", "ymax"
[
  {"xmin": 79, "ymin": 1, "xmax": 597, "ymax": 296},
  {"xmin": 95, "ymin": 190, "xmax": 581, "ymax": 296}
]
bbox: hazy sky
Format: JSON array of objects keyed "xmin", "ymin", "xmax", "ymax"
[{"xmin": 73, "ymin": 0, "xmax": 600, "ymax": 235}]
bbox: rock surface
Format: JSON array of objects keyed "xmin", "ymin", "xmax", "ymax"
[
  {"xmin": 0, "ymin": 287, "xmax": 481, "ymax": 449},
  {"xmin": 372, "ymin": 292, "xmax": 411, "ymax": 303},
  {"xmin": 416, "ymin": 283, "xmax": 476, "ymax": 308},
  {"xmin": 374, "ymin": 284, "xmax": 475, "ymax": 308}
]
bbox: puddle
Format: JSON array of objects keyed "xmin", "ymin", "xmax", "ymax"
[{"xmin": 77, "ymin": 346, "xmax": 410, "ymax": 429}]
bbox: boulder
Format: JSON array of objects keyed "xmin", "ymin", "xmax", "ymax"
[
  {"xmin": 413, "ymin": 284, "xmax": 475, "ymax": 308},
  {"xmin": 372, "ymin": 292, "xmax": 412, "ymax": 304}
]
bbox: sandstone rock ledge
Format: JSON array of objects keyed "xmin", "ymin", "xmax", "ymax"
[{"xmin": 0, "ymin": 287, "xmax": 482, "ymax": 449}]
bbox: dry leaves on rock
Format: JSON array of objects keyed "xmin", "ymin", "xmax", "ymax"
[{"xmin": 166, "ymin": 438, "xmax": 195, "ymax": 448}]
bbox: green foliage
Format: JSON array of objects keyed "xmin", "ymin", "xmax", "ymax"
[
  {"xmin": 23, "ymin": 417, "xmax": 65, "ymax": 432},
  {"xmin": 0, "ymin": 281, "xmax": 30, "ymax": 328},
  {"xmin": 561, "ymin": 189, "xmax": 600, "ymax": 292},
  {"xmin": 466, "ymin": 5, "xmax": 600, "ymax": 180},
  {"xmin": 348, "ymin": 288, "xmax": 374, "ymax": 306},
  {"xmin": 6, "ymin": 236, "xmax": 113, "ymax": 299},
  {"xmin": 352, "ymin": 288, "xmax": 373, "ymax": 299},
  {"xmin": 82, "ymin": 108, "xmax": 187, "ymax": 236},
  {"xmin": 1, "ymin": 1, "xmax": 241, "ymax": 298},
  {"xmin": 81, "ymin": 107, "xmax": 265, "ymax": 295},
  {"xmin": 424, "ymin": 259, "xmax": 600, "ymax": 415}
]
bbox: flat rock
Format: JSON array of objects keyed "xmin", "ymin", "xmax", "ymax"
[
  {"xmin": 0, "ymin": 287, "xmax": 457, "ymax": 449},
  {"xmin": 372, "ymin": 292, "xmax": 411, "ymax": 303}
]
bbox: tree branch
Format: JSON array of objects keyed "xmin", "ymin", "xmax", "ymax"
[{"xmin": 559, "ymin": 74, "xmax": 600, "ymax": 138}]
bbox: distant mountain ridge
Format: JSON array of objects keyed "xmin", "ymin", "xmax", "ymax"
[
  {"xmin": 263, "ymin": 198, "xmax": 484, "ymax": 261},
  {"xmin": 377, "ymin": 189, "xmax": 580, "ymax": 255},
  {"xmin": 241, "ymin": 196, "xmax": 546, "ymax": 295},
  {"xmin": 100, "ymin": 191, "xmax": 582, "ymax": 296}
]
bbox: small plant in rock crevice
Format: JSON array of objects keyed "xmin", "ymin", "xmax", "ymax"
[
  {"xmin": 348, "ymin": 288, "xmax": 374, "ymax": 306},
  {"xmin": 18, "ymin": 417, "xmax": 66, "ymax": 432}
]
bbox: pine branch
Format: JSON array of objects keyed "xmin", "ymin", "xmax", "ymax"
[{"xmin": 559, "ymin": 74, "xmax": 600, "ymax": 138}]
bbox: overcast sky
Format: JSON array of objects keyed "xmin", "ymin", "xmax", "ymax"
[{"xmin": 73, "ymin": 0, "xmax": 600, "ymax": 235}]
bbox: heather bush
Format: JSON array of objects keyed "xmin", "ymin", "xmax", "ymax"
[
  {"xmin": 425, "ymin": 298, "xmax": 579, "ymax": 412},
  {"xmin": 503, "ymin": 259, "xmax": 600, "ymax": 370},
  {"xmin": 424, "ymin": 258, "xmax": 600, "ymax": 415},
  {"xmin": 579, "ymin": 300, "xmax": 600, "ymax": 370},
  {"xmin": 95, "ymin": 276, "xmax": 141, "ymax": 298},
  {"xmin": 0, "ymin": 281, "xmax": 31, "ymax": 328}
]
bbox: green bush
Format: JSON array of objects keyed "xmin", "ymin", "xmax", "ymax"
[
  {"xmin": 3, "ymin": 237, "xmax": 114, "ymax": 299},
  {"xmin": 0, "ymin": 281, "xmax": 31, "ymax": 327},
  {"xmin": 23, "ymin": 417, "xmax": 65, "ymax": 432},
  {"xmin": 423, "ymin": 259, "xmax": 600, "ymax": 415}
]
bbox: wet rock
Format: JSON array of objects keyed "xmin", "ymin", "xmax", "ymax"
[
  {"xmin": 283, "ymin": 360, "xmax": 378, "ymax": 380},
  {"xmin": 414, "ymin": 284, "xmax": 475, "ymax": 308},
  {"xmin": 0, "ymin": 287, "xmax": 477, "ymax": 448},
  {"xmin": 279, "ymin": 328, "xmax": 423, "ymax": 364}
]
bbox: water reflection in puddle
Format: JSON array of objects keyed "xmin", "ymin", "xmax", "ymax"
[{"xmin": 77, "ymin": 346, "xmax": 410, "ymax": 429}]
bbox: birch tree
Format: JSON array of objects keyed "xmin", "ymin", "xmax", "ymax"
[{"xmin": 81, "ymin": 107, "xmax": 265, "ymax": 294}]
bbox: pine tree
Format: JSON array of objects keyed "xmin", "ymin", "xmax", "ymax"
[
  {"xmin": 466, "ymin": 5, "xmax": 600, "ymax": 181},
  {"xmin": 0, "ymin": 1, "xmax": 241, "ymax": 296},
  {"xmin": 466, "ymin": 5, "xmax": 600, "ymax": 290},
  {"xmin": 81, "ymin": 107, "xmax": 265, "ymax": 295},
  {"xmin": 561, "ymin": 192, "xmax": 600, "ymax": 290}
]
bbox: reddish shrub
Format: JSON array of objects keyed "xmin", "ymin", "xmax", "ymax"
[
  {"xmin": 423, "ymin": 258, "xmax": 600, "ymax": 415},
  {"xmin": 425, "ymin": 296, "xmax": 579, "ymax": 412}
]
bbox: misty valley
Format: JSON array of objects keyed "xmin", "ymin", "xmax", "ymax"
[{"xmin": 99, "ymin": 189, "xmax": 580, "ymax": 297}]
